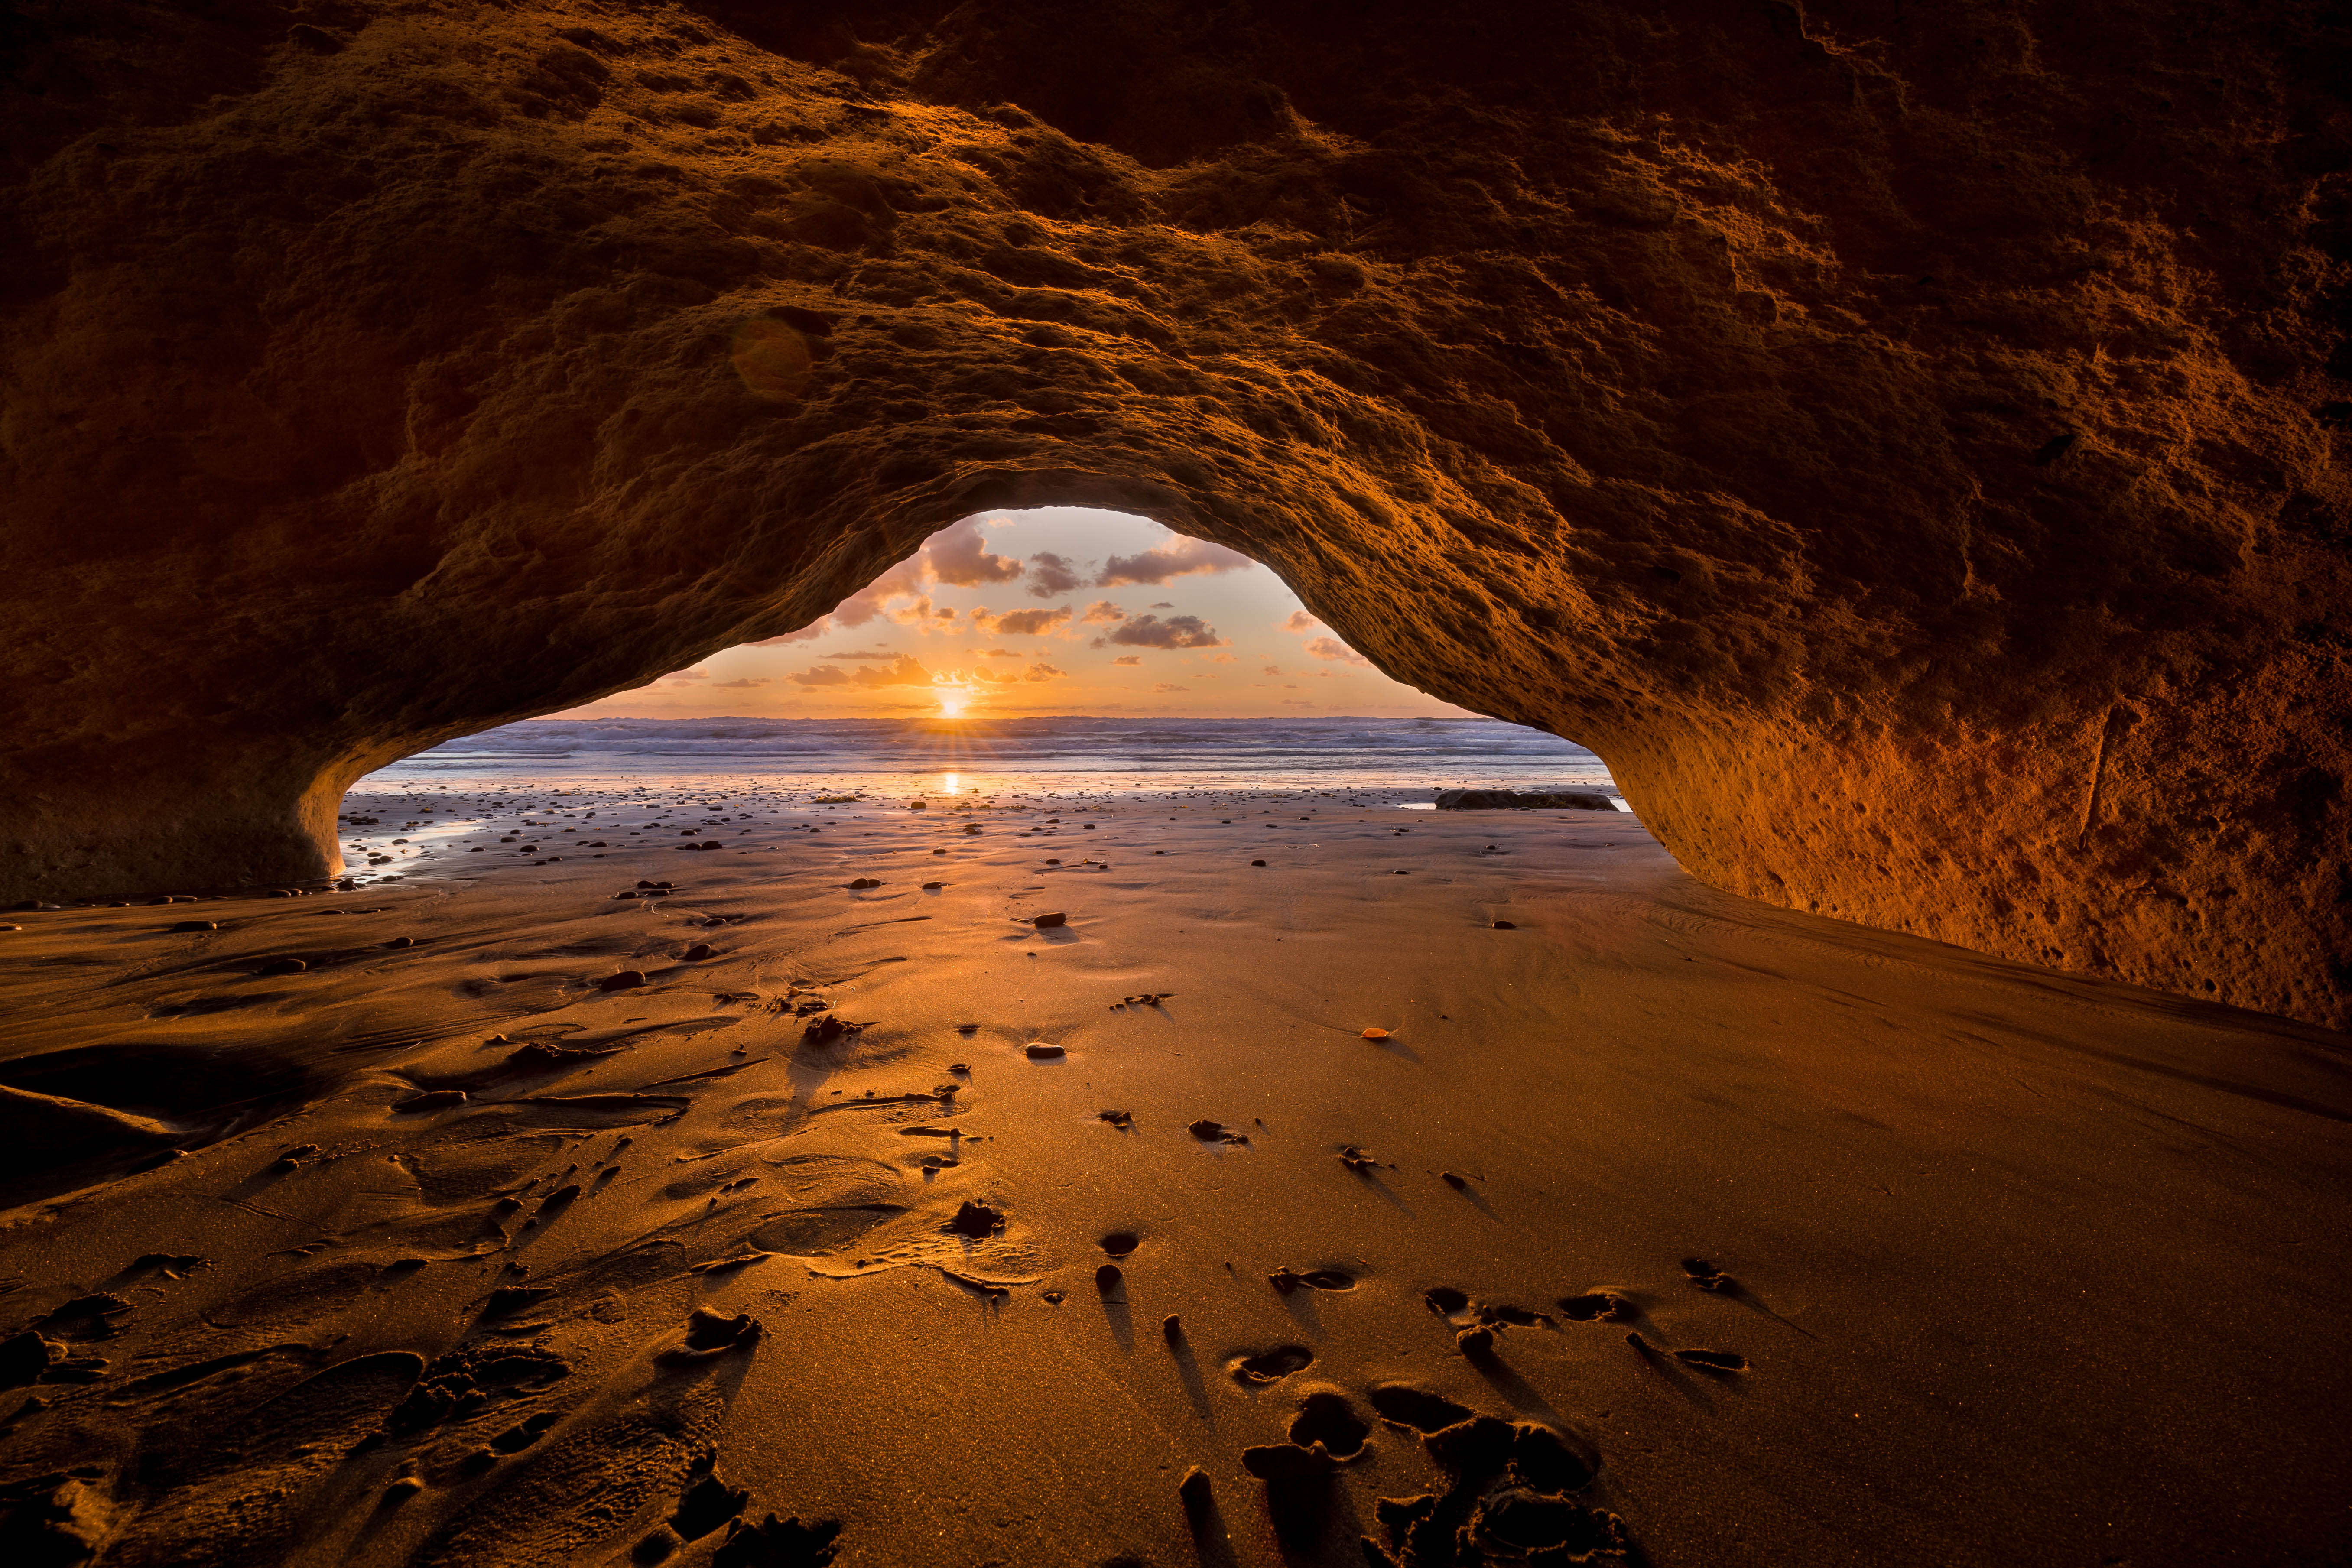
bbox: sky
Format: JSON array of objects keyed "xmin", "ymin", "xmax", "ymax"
[{"xmin": 559, "ymin": 508, "xmax": 1477, "ymax": 721}]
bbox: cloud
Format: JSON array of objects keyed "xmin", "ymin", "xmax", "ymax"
[
  {"xmin": 1285, "ymin": 610, "xmax": 1322, "ymax": 633},
  {"xmin": 790, "ymin": 655, "xmax": 933, "ymax": 688},
  {"xmin": 1097, "ymin": 534, "xmax": 1254, "ymax": 587},
  {"xmin": 983, "ymin": 647, "xmax": 1020, "ymax": 657},
  {"xmin": 714, "ymin": 677, "xmax": 770, "ymax": 688},
  {"xmin": 1208, "ymin": 653, "xmax": 1236, "ymax": 664},
  {"xmin": 1304, "ymin": 635, "xmax": 1370, "ymax": 665},
  {"xmin": 1080, "ymin": 599, "xmax": 1127, "ymax": 625},
  {"xmin": 1150, "ymin": 601, "xmax": 1174, "ymax": 609},
  {"xmin": 970, "ymin": 605, "xmax": 1073, "ymax": 637},
  {"xmin": 889, "ymin": 596, "xmax": 957, "ymax": 627},
  {"xmin": 1113, "ymin": 655, "xmax": 1141, "ymax": 666},
  {"xmin": 1109, "ymin": 614, "xmax": 1225, "ymax": 649},
  {"xmin": 1026, "ymin": 551, "xmax": 1082, "ymax": 598},
  {"xmin": 1024, "ymin": 662, "xmax": 1066, "ymax": 681},
  {"xmin": 827, "ymin": 516, "xmax": 1019, "ymax": 627},
  {"xmin": 1263, "ymin": 664, "xmax": 1282, "ymax": 675},
  {"xmin": 926, "ymin": 516, "xmax": 1025, "ymax": 586},
  {"xmin": 851, "ymin": 655, "xmax": 935, "ymax": 687},
  {"xmin": 1151, "ymin": 682, "xmax": 1189, "ymax": 692},
  {"xmin": 820, "ymin": 648, "xmax": 900, "ymax": 661},
  {"xmin": 665, "ymin": 670, "xmax": 711, "ymax": 682}
]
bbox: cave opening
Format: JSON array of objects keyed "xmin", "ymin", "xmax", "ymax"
[{"xmin": 352, "ymin": 505, "xmax": 1628, "ymax": 843}]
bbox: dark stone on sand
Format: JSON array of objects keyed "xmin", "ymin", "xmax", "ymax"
[
  {"xmin": 169, "ymin": 919, "xmax": 216, "ymax": 932},
  {"xmin": 1162, "ymin": 1313, "xmax": 1182, "ymax": 1341},
  {"xmin": 1492, "ymin": 919, "xmax": 1517, "ymax": 929},
  {"xmin": 1098, "ymin": 1109, "xmax": 1133, "ymax": 1129},
  {"xmin": 256, "ymin": 956, "xmax": 307, "ymax": 975},
  {"xmin": 1095, "ymin": 1263, "xmax": 1123, "ymax": 1295},
  {"xmin": 1023, "ymin": 1042, "xmax": 1064, "ymax": 1060},
  {"xmin": 1440, "ymin": 1171, "xmax": 1468, "ymax": 1189},
  {"xmin": 1251, "ymin": 859, "xmax": 1267, "ymax": 867},
  {"xmin": 682, "ymin": 943, "xmax": 714, "ymax": 961},
  {"xmin": 947, "ymin": 1201, "xmax": 1005, "ymax": 1238},
  {"xmin": 1178, "ymin": 1466, "xmax": 1213, "ymax": 1509},
  {"xmin": 848, "ymin": 877, "xmax": 881, "ymax": 889},
  {"xmin": 1455, "ymin": 1326, "xmax": 1496, "ymax": 1356},
  {"xmin": 598, "ymin": 971, "xmax": 646, "ymax": 991},
  {"xmin": 393, "ymin": 1089, "xmax": 467, "ymax": 1113},
  {"xmin": 1031, "ymin": 911, "xmax": 1067, "ymax": 927},
  {"xmin": 0, "ymin": 1331, "xmax": 59, "ymax": 1388},
  {"xmin": 1434, "ymin": 789, "xmax": 1615, "ymax": 811}
]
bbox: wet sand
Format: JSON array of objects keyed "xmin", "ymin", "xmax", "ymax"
[{"xmin": 0, "ymin": 791, "xmax": 2346, "ymax": 1565}]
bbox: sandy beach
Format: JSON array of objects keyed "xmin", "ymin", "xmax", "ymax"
[{"xmin": 0, "ymin": 791, "xmax": 2346, "ymax": 1565}]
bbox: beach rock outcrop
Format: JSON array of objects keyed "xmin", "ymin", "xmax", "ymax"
[
  {"xmin": 1, "ymin": 1, "xmax": 2346, "ymax": 1025},
  {"xmin": 1436, "ymin": 790, "xmax": 1615, "ymax": 812}
]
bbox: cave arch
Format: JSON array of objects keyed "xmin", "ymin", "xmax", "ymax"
[{"xmin": 2, "ymin": 0, "xmax": 2346, "ymax": 1026}]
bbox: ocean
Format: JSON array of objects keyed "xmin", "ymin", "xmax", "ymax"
[{"xmin": 357, "ymin": 716, "xmax": 1621, "ymax": 803}]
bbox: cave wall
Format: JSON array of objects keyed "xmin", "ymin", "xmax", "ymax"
[{"xmin": 2, "ymin": 0, "xmax": 2347, "ymax": 1026}]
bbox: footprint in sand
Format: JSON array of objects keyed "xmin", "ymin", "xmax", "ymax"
[
  {"xmin": 711, "ymin": 1513, "xmax": 842, "ymax": 1567},
  {"xmin": 1229, "ymin": 1344, "xmax": 1315, "ymax": 1387},
  {"xmin": 1371, "ymin": 1415, "xmax": 1619, "ymax": 1566},
  {"xmin": 1268, "ymin": 1267, "xmax": 1355, "ymax": 1294},
  {"xmin": 1287, "ymin": 1391, "xmax": 1371, "ymax": 1458},
  {"xmin": 1369, "ymin": 1384, "xmax": 1476, "ymax": 1433},
  {"xmin": 946, "ymin": 1201, "xmax": 1006, "ymax": 1238},
  {"xmin": 1680, "ymin": 1257, "xmax": 1737, "ymax": 1293}
]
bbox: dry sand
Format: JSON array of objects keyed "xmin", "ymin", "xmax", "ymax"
[{"xmin": 0, "ymin": 791, "xmax": 2345, "ymax": 1566}]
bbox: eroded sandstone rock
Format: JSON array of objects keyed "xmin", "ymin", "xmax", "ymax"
[{"xmin": 1, "ymin": 1, "xmax": 2346, "ymax": 1023}]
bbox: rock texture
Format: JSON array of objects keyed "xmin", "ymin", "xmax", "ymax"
[{"xmin": 2, "ymin": 0, "xmax": 2347, "ymax": 1024}]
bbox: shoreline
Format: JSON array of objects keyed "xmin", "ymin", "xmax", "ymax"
[{"xmin": 0, "ymin": 792, "xmax": 2343, "ymax": 1565}]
